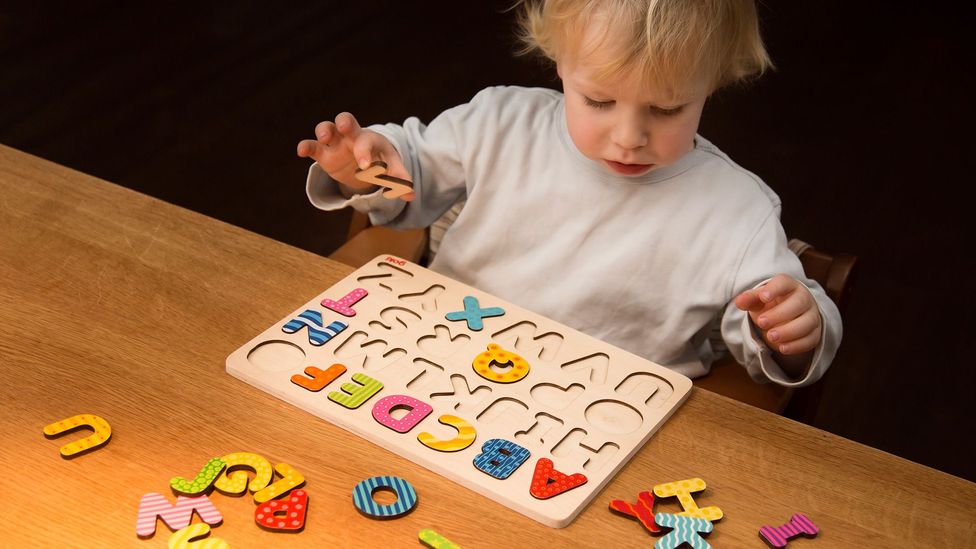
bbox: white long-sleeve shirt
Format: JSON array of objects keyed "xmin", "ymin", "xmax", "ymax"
[{"xmin": 307, "ymin": 86, "xmax": 842, "ymax": 387}]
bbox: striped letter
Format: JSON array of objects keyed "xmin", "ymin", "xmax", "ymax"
[
  {"xmin": 353, "ymin": 476, "xmax": 418, "ymax": 518},
  {"xmin": 328, "ymin": 372, "xmax": 383, "ymax": 409},
  {"xmin": 473, "ymin": 439, "xmax": 530, "ymax": 480},
  {"xmin": 135, "ymin": 493, "xmax": 222, "ymax": 538},
  {"xmin": 417, "ymin": 415, "xmax": 476, "ymax": 452},
  {"xmin": 281, "ymin": 309, "xmax": 347, "ymax": 346},
  {"xmin": 759, "ymin": 513, "xmax": 819, "ymax": 547}
]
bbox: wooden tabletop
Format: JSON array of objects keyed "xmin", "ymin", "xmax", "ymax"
[{"xmin": 1, "ymin": 143, "xmax": 973, "ymax": 547}]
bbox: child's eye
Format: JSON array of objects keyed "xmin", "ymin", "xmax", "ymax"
[
  {"xmin": 583, "ymin": 96, "xmax": 614, "ymax": 110},
  {"xmin": 651, "ymin": 105, "xmax": 684, "ymax": 116}
]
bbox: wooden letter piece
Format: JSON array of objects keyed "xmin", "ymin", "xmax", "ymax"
[
  {"xmin": 654, "ymin": 513, "xmax": 713, "ymax": 549},
  {"xmin": 281, "ymin": 309, "xmax": 347, "ymax": 346},
  {"xmin": 167, "ymin": 523, "xmax": 228, "ymax": 549},
  {"xmin": 419, "ymin": 528, "xmax": 461, "ymax": 549},
  {"xmin": 653, "ymin": 478, "xmax": 723, "ymax": 521},
  {"xmin": 169, "ymin": 457, "xmax": 226, "ymax": 496},
  {"xmin": 355, "ymin": 161, "xmax": 415, "ymax": 200},
  {"xmin": 609, "ymin": 491, "xmax": 661, "ymax": 533},
  {"xmin": 291, "ymin": 363, "xmax": 347, "ymax": 392},
  {"xmin": 372, "ymin": 394, "xmax": 433, "ymax": 433},
  {"xmin": 135, "ymin": 493, "xmax": 223, "ymax": 538},
  {"xmin": 213, "ymin": 452, "xmax": 273, "ymax": 495},
  {"xmin": 445, "ymin": 295, "xmax": 505, "ymax": 331},
  {"xmin": 328, "ymin": 372, "xmax": 384, "ymax": 409},
  {"xmin": 43, "ymin": 414, "xmax": 112, "ymax": 458},
  {"xmin": 417, "ymin": 414, "xmax": 477, "ymax": 452},
  {"xmin": 472, "ymin": 343, "xmax": 529, "ymax": 384},
  {"xmin": 473, "ymin": 439, "xmax": 530, "ymax": 480},
  {"xmin": 256, "ymin": 489, "xmax": 309, "ymax": 532},
  {"xmin": 759, "ymin": 513, "xmax": 819, "ymax": 548},
  {"xmin": 529, "ymin": 458, "xmax": 587, "ymax": 499},
  {"xmin": 254, "ymin": 463, "xmax": 306, "ymax": 504},
  {"xmin": 321, "ymin": 288, "xmax": 368, "ymax": 317},
  {"xmin": 353, "ymin": 476, "xmax": 418, "ymax": 519}
]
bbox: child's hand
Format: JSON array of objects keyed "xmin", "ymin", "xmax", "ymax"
[
  {"xmin": 296, "ymin": 112, "xmax": 411, "ymax": 197},
  {"xmin": 734, "ymin": 274, "xmax": 822, "ymax": 356}
]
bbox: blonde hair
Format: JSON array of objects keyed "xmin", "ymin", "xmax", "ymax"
[{"xmin": 516, "ymin": 0, "xmax": 773, "ymax": 96}]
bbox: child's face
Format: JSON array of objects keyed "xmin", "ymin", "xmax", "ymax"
[{"xmin": 558, "ymin": 56, "xmax": 708, "ymax": 177}]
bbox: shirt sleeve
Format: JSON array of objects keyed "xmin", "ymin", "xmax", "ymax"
[
  {"xmin": 306, "ymin": 90, "xmax": 490, "ymax": 229},
  {"xmin": 720, "ymin": 207, "xmax": 844, "ymax": 387}
]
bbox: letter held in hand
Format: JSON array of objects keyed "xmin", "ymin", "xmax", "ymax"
[{"xmin": 355, "ymin": 161, "xmax": 414, "ymax": 200}]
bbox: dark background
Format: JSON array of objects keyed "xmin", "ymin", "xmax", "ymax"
[{"xmin": 2, "ymin": 2, "xmax": 973, "ymax": 481}]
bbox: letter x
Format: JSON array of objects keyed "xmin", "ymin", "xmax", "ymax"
[{"xmin": 445, "ymin": 295, "xmax": 505, "ymax": 331}]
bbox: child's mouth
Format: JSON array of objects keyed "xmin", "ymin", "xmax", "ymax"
[{"xmin": 605, "ymin": 160, "xmax": 654, "ymax": 176}]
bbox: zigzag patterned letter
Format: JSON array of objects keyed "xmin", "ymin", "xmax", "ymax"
[{"xmin": 654, "ymin": 513, "xmax": 713, "ymax": 549}]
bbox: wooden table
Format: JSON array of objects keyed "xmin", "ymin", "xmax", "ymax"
[{"xmin": 1, "ymin": 144, "xmax": 973, "ymax": 547}]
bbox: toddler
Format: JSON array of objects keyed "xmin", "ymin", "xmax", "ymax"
[{"xmin": 297, "ymin": 0, "xmax": 842, "ymax": 387}]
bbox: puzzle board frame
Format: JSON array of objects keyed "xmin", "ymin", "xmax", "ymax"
[{"xmin": 226, "ymin": 255, "xmax": 692, "ymax": 527}]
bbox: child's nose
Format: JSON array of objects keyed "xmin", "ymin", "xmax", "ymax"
[{"xmin": 612, "ymin": 118, "xmax": 649, "ymax": 150}]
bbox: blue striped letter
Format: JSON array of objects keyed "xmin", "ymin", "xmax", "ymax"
[{"xmin": 352, "ymin": 476, "xmax": 418, "ymax": 519}]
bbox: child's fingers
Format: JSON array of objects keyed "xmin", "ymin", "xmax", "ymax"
[
  {"xmin": 773, "ymin": 328, "xmax": 821, "ymax": 355},
  {"xmin": 296, "ymin": 139, "xmax": 319, "ymax": 158},
  {"xmin": 755, "ymin": 274, "xmax": 797, "ymax": 303},
  {"xmin": 352, "ymin": 131, "xmax": 404, "ymax": 171},
  {"xmin": 314, "ymin": 121, "xmax": 338, "ymax": 144},
  {"xmin": 298, "ymin": 120, "xmax": 341, "ymax": 159},
  {"xmin": 753, "ymin": 289, "xmax": 812, "ymax": 330},
  {"xmin": 735, "ymin": 275, "xmax": 796, "ymax": 312},
  {"xmin": 335, "ymin": 112, "xmax": 363, "ymax": 139},
  {"xmin": 350, "ymin": 136, "xmax": 415, "ymax": 201},
  {"xmin": 765, "ymin": 308, "xmax": 821, "ymax": 350},
  {"xmin": 296, "ymin": 137, "xmax": 344, "ymax": 167},
  {"xmin": 734, "ymin": 289, "xmax": 765, "ymax": 312}
]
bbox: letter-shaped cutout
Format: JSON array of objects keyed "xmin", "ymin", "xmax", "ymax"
[
  {"xmin": 419, "ymin": 528, "xmax": 461, "ymax": 549},
  {"xmin": 445, "ymin": 295, "xmax": 505, "ymax": 331},
  {"xmin": 335, "ymin": 331, "xmax": 407, "ymax": 372},
  {"xmin": 355, "ymin": 160, "xmax": 415, "ymax": 200},
  {"xmin": 372, "ymin": 394, "xmax": 433, "ymax": 433},
  {"xmin": 654, "ymin": 513, "xmax": 714, "ymax": 549},
  {"xmin": 291, "ymin": 363, "xmax": 346, "ymax": 392},
  {"xmin": 609, "ymin": 491, "xmax": 661, "ymax": 534},
  {"xmin": 472, "ymin": 343, "xmax": 530, "ymax": 384},
  {"xmin": 43, "ymin": 414, "xmax": 112, "ymax": 458},
  {"xmin": 167, "ymin": 523, "xmax": 229, "ymax": 549},
  {"xmin": 213, "ymin": 452, "xmax": 273, "ymax": 495},
  {"xmin": 515, "ymin": 413, "xmax": 563, "ymax": 448},
  {"xmin": 328, "ymin": 372, "xmax": 384, "ymax": 409},
  {"xmin": 170, "ymin": 457, "xmax": 226, "ymax": 496},
  {"xmin": 473, "ymin": 439, "xmax": 530, "ymax": 480},
  {"xmin": 281, "ymin": 309, "xmax": 347, "ymax": 346},
  {"xmin": 353, "ymin": 476, "xmax": 418, "ymax": 519},
  {"xmin": 529, "ymin": 458, "xmax": 588, "ymax": 499},
  {"xmin": 135, "ymin": 493, "xmax": 223, "ymax": 538},
  {"xmin": 254, "ymin": 463, "xmax": 306, "ymax": 504},
  {"xmin": 759, "ymin": 513, "xmax": 819, "ymax": 548},
  {"xmin": 321, "ymin": 288, "xmax": 368, "ymax": 317},
  {"xmin": 256, "ymin": 488, "xmax": 309, "ymax": 532},
  {"xmin": 653, "ymin": 478, "xmax": 723, "ymax": 522},
  {"xmin": 417, "ymin": 414, "xmax": 477, "ymax": 452}
]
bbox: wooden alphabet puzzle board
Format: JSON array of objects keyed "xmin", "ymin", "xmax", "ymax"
[{"xmin": 226, "ymin": 255, "xmax": 692, "ymax": 527}]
